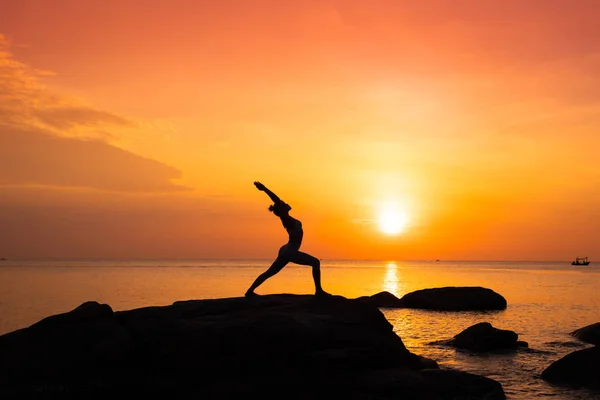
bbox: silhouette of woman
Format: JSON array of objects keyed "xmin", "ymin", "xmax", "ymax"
[{"xmin": 245, "ymin": 181, "xmax": 329, "ymax": 297}]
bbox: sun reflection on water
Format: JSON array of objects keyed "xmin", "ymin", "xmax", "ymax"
[{"xmin": 382, "ymin": 262, "xmax": 404, "ymax": 297}]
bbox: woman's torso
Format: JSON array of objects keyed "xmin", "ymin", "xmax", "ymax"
[{"xmin": 280, "ymin": 215, "xmax": 303, "ymax": 246}]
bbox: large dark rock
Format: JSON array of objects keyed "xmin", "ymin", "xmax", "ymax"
[
  {"xmin": 400, "ymin": 287, "xmax": 507, "ymax": 311},
  {"xmin": 356, "ymin": 368, "xmax": 505, "ymax": 399},
  {"xmin": 421, "ymin": 369, "xmax": 506, "ymax": 399},
  {"xmin": 0, "ymin": 294, "xmax": 505, "ymax": 399},
  {"xmin": 572, "ymin": 322, "xmax": 600, "ymax": 346},
  {"xmin": 0, "ymin": 301, "xmax": 134, "ymax": 369},
  {"xmin": 541, "ymin": 346, "xmax": 600, "ymax": 389},
  {"xmin": 440, "ymin": 322, "xmax": 526, "ymax": 353}
]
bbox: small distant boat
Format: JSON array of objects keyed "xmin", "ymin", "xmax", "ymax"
[{"xmin": 571, "ymin": 257, "xmax": 590, "ymax": 266}]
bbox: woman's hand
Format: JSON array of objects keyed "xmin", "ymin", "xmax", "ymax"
[{"xmin": 254, "ymin": 181, "xmax": 282, "ymax": 203}]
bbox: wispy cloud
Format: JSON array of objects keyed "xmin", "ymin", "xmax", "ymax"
[{"xmin": 0, "ymin": 34, "xmax": 188, "ymax": 192}]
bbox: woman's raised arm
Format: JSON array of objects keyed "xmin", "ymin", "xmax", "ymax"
[{"xmin": 254, "ymin": 181, "xmax": 283, "ymax": 204}]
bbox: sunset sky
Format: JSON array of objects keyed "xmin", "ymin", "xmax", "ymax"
[{"xmin": 1, "ymin": 0, "xmax": 599, "ymax": 261}]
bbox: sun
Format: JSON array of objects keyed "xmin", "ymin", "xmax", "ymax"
[{"xmin": 377, "ymin": 203, "xmax": 409, "ymax": 235}]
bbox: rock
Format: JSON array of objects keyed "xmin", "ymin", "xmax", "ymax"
[
  {"xmin": 0, "ymin": 301, "xmax": 134, "ymax": 370},
  {"xmin": 355, "ymin": 368, "xmax": 433, "ymax": 399},
  {"xmin": 421, "ymin": 369, "xmax": 506, "ymax": 399},
  {"xmin": 545, "ymin": 340, "xmax": 588, "ymax": 349},
  {"xmin": 355, "ymin": 368, "xmax": 505, "ymax": 400},
  {"xmin": 400, "ymin": 287, "xmax": 507, "ymax": 311},
  {"xmin": 541, "ymin": 346, "xmax": 600, "ymax": 389},
  {"xmin": 0, "ymin": 294, "xmax": 505, "ymax": 399},
  {"xmin": 356, "ymin": 291, "xmax": 405, "ymax": 307},
  {"xmin": 113, "ymin": 294, "xmax": 429, "ymax": 380},
  {"xmin": 444, "ymin": 322, "xmax": 525, "ymax": 352},
  {"xmin": 571, "ymin": 322, "xmax": 600, "ymax": 346}
]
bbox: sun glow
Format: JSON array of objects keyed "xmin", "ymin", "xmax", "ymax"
[{"xmin": 377, "ymin": 202, "xmax": 410, "ymax": 235}]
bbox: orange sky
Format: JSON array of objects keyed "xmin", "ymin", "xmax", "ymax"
[{"xmin": 1, "ymin": 0, "xmax": 599, "ymax": 261}]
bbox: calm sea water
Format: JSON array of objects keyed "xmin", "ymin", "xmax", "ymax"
[{"xmin": 1, "ymin": 259, "xmax": 599, "ymax": 399}]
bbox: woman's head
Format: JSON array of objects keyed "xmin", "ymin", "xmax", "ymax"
[{"xmin": 269, "ymin": 202, "xmax": 291, "ymax": 217}]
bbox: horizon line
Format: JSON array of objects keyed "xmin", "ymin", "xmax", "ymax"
[{"xmin": 0, "ymin": 257, "xmax": 584, "ymax": 263}]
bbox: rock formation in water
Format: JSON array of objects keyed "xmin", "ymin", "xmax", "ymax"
[
  {"xmin": 571, "ymin": 322, "xmax": 600, "ymax": 346},
  {"xmin": 433, "ymin": 322, "xmax": 527, "ymax": 352},
  {"xmin": 541, "ymin": 321, "xmax": 600, "ymax": 389},
  {"xmin": 358, "ymin": 287, "xmax": 507, "ymax": 311},
  {"xmin": 0, "ymin": 294, "xmax": 506, "ymax": 399},
  {"xmin": 541, "ymin": 346, "xmax": 600, "ymax": 389}
]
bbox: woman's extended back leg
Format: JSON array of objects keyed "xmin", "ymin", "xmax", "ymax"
[{"xmin": 245, "ymin": 257, "xmax": 288, "ymax": 296}]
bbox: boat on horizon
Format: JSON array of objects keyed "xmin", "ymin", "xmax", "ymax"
[{"xmin": 571, "ymin": 257, "xmax": 590, "ymax": 266}]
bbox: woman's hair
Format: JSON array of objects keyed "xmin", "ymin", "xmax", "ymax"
[{"xmin": 269, "ymin": 202, "xmax": 289, "ymax": 216}]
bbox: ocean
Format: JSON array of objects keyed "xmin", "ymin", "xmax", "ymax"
[{"xmin": 1, "ymin": 259, "xmax": 599, "ymax": 399}]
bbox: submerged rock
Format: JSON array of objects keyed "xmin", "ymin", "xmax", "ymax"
[
  {"xmin": 541, "ymin": 346, "xmax": 600, "ymax": 389},
  {"xmin": 440, "ymin": 322, "xmax": 526, "ymax": 353},
  {"xmin": 400, "ymin": 287, "xmax": 507, "ymax": 311},
  {"xmin": 571, "ymin": 322, "xmax": 600, "ymax": 346},
  {"xmin": 0, "ymin": 294, "xmax": 505, "ymax": 399},
  {"xmin": 545, "ymin": 340, "xmax": 588, "ymax": 349}
]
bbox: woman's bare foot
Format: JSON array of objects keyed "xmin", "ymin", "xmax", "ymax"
[
  {"xmin": 315, "ymin": 289, "xmax": 331, "ymax": 297},
  {"xmin": 245, "ymin": 290, "xmax": 259, "ymax": 298}
]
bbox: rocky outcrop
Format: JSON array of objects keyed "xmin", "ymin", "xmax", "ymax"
[
  {"xmin": 400, "ymin": 287, "xmax": 507, "ymax": 311},
  {"xmin": 436, "ymin": 322, "xmax": 527, "ymax": 353},
  {"xmin": 571, "ymin": 322, "xmax": 600, "ymax": 346},
  {"xmin": 357, "ymin": 367, "xmax": 505, "ymax": 399},
  {"xmin": 420, "ymin": 369, "xmax": 506, "ymax": 399},
  {"xmin": 357, "ymin": 287, "xmax": 507, "ymax": 311},
  {"xmin": 0, "ymin": 294, "xmax": 505, "ymax": 399},
  {"xmin": 541, "ymin": 346, "xmax": 600, "ymax": 389},
  {"xmin": 356, "ymin": 291, "xmax": 405, "ymax": 307},
  {"xmin": 541, "ymin": 322, "xmax": 600, "ymax": 389},
  {"xmin": 0, "ymin": 301, "xmax": 134, "ymax": 370}
]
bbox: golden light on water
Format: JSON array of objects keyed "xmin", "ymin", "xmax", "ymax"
[{"xmin": 382, "ymin": 262, "xmax": 403, "ymax": 296}]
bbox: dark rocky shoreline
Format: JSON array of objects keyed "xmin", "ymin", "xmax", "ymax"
[
  {"xmin": 0, "ymin": 293, "xmax": 505, "ymax": 399},
  {"xmin": 1, "ymin": 287, "xmax": 597, "ymax": 398}
]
